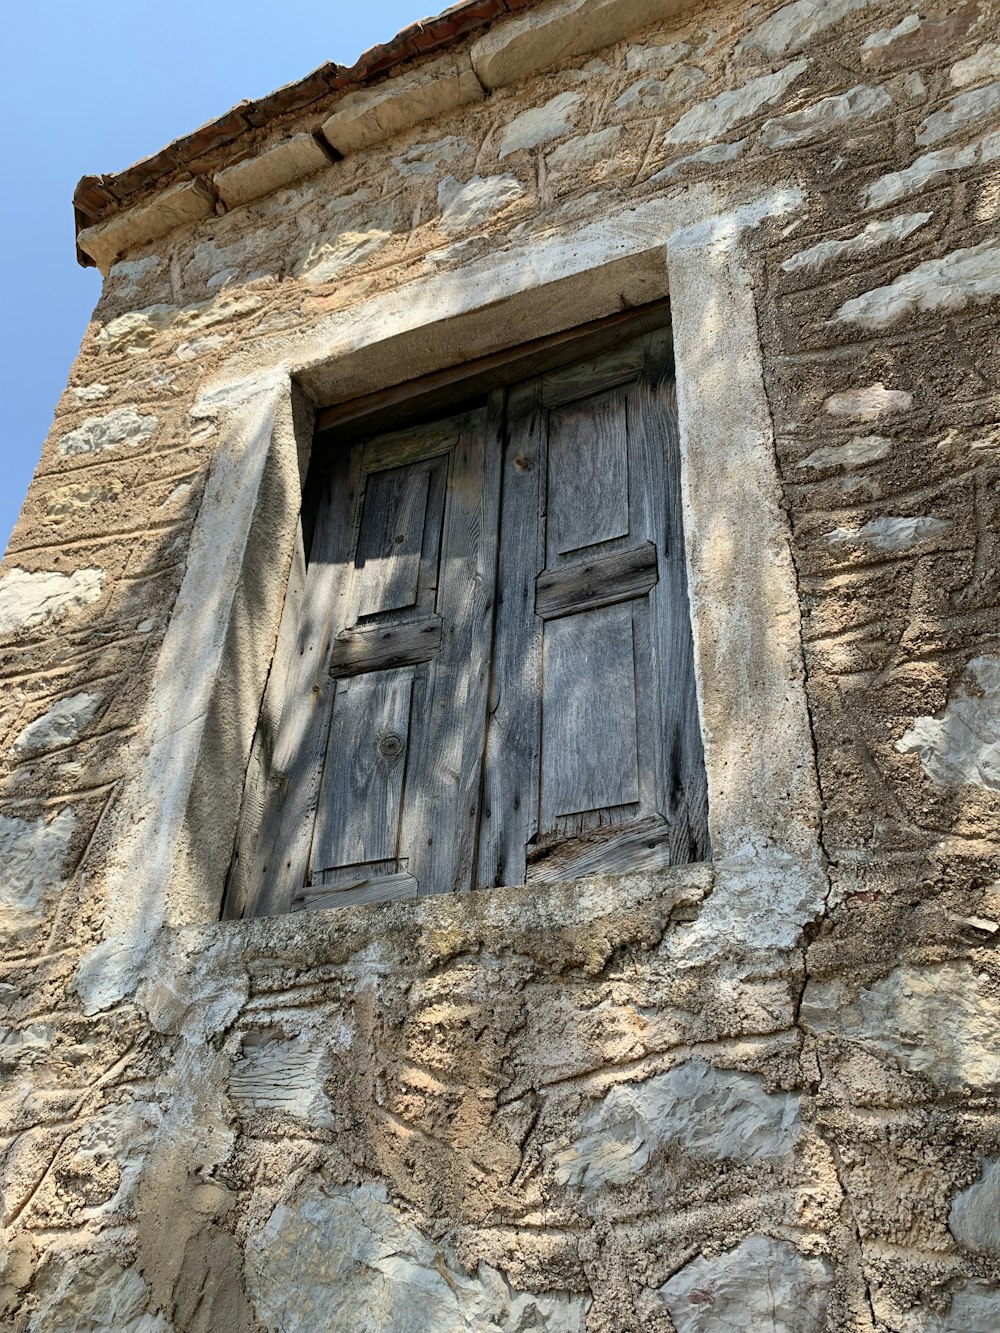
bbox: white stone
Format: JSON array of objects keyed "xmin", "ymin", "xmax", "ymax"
[
  {"xmin": 652, "ymin": 140, "xmax": 746, "ymax": 179},
  {"xmin": 321, "ymin": 53, "xmax": 484, "ymax": 155},
  {"xmin": 296, "ymin": 228, "xmax": 392, "ymax": 285},
  {"xmin": 437, "ymin": 173, "xmax": 525, "ymax": 232},
  {"xmin": 802, "ymin": 962, "xmax": 1000, "ymax": 1090},
  {"xmin": 214, "ymin": 133, "xmax": 330, "ymax": 208},
  {"xmin": 553, "ymin": 1059, "xmax": 801, "ymax": 1189},
  {"xmin": 797, "ymin": 435, "xmax": 892, "ymax": 468},
  {"xmin": 58, "ymin": 406, "xmax": 158, "ymax": 457},
  {"xmin": 864, "ymin": 132, "xmax": 1000, "ymax": 209},
  {"xmin": 77, "ymin": 178, "xmax": 215, "ymax": 273},
  {"xmin": 12, "ymin": 692, "xmax": 103, "ymax": 755},
  {"xmin": 615, "ymin": 66, "xmax": 706, "ymax": 111},
  {"xmin": 904, "ymin": 1283, "xmax": 1000, "ymax": 1332},
  {"xmin": 0, "ymin": 809, "xmax": 76, "ymax": 935},
  {"xmin": 760, "ymin": 83, "xmax": 890, "ymax": 149},
  {"xmin": 827, "ymin": 515, "xmax": 950, "ymax": 550},
  {"xmin": 951, "ymin": 43, "xmax": 1000, "ymax": 89},
  {"xmin": 664, "ymin": 60, "xmax": 808, "ymax": 144},
  {"xmin": 918, "ymin": 82, "xmax": 1000, "ymax": 146},
  {"xmin": 660, "ymin": 1235, "xmax": 834, "ymax": 1332},
  {"xmin": 897, "ymin": 656, "xmax": 1000, "ymax": 793},
  {"xmin": 245, "ymin": 1179, "xmax": 590, "ymax": 1333},
  {"xmin": 71, "ymin": 383, "xmax": 111, "ymax": 402},
  {"xmin": 546, "ymin": 127, "xmax": 622, "ymax": 173},
  {"xmin": 862, "ymin": 14, "xmax": 921, "ymax": 49},
  {"xmin": 392, "ymin": 135, "xmax": 467, "ymax": 177},
  {"xmin": 833, "ymin": 239, "xmax": 1000, "ymax": 328},
  {"xmin": 0, "ymin": 566, "xmax": 104, "ymax": 636},
  {"xmin": 823, "ymin": 383, "xmax": 912, "ymax": 419},
  {"xmin": 27, "ymin": 1251, "xmax": 169, "ymax": 1333},
  {"xmin": 950, "ymin": 1159, "xmax": 1000, "ymax": 1252},
  {"xmin": 739, "ymin": 0, "xmax": 874, "ymax": 58},
  {"xmin": 781, "ymin": 212, "xmax": 930, "ymax": 273},
  {"xmin": 107, "ymin": 254, "xmax": 162, "ymax": 294},
  {"xmin": 470, "ymin": 0, "xmax": 701, "ymax": 91},
  {"xmin": 97, "ymin": 293, "xmax": 264, "ymax": 355},
  {"xmin": 499, "ymin": 92, "xmax": 583, "ymax": 158},
  {"xmin": 229, "ymin": 1034, "xmax": 332, "ymax": 1123}
]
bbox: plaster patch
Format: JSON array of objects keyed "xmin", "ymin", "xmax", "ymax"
[
  {"xmin": 897, "ymin": 656, "xmax": 1000, "ymax": 792},
  {"xmin": 952, "ymin": 44, "xmax": 1000, "ymax": 89},
  {"xmin": 499, "ymin": 93, "xmax": 582, "ymax": 157},
  {"xmin": 918, "ymin": 82, "xmax": 1000, "ymax": 146},
  {"xmin": 664, "ymin": 60, "xmax": 808, "ymax": 144},
  {"xmin": 950, "ymin": 1159, "xmax": 1000, "ymax": 1252},
  {"xmin": 802, "ymin": 962, "xmax": 1000, "ymax": 1089},
  {"xmin": 0, "ymin": 566, "xmax": 104, "ymax": 636},
  {"xmin": 739, "ymin": 0, "xmax": 873, "ymax": 58},
  {"xmin": 834, "ymin": 238, "xmax": 1000, "ymax": 327},
  {"xmin": 245, "ymin": 1179, "xmax": 590, "ymax": 1333},
  {"xmin": 437, "ymin": 173, "xmax": 525, "ymax": 232},
  {"xmin": 864, "ymin": 132, "xmax": 1000, "ymax": 209},
  {"xmin": 827, "ymin": 515, "xmax": 951, "ymax": 550},
  {"xmin": 553, "ymin": 1059, "xmax": 801, "ymax": 1189},
  {"xmin": 27, "ymin": 1251, "xmax": 169, "ymax": 1333},
  {"xmin": 229, "ymin": 1034, "xmax": 333, "ymax": 1123},
  {"xmin": 57, "ymin": 406, "xmax": 158, "ymax": 457},
  {"xmin": 0, "ymin": 811, "xmax": 76, "ymax": 933},
  {"xmin": 392, "ymin": 135, "xmax": 468, "ymax": 177},
  {"xmin": 12, "ymin": 692, "xmax": 103, "ymax": 755},
  {"xmin": 761, "ymin": 83, "xmax": 890, "ymax": 149},
  {"xmin": 823, "ymin": 382, "xmax": 912, "ymax": 419},
  {"xmin": 44, "ymin": 477, "xmax": 124, "ymax": 523},
  {"xmin": 782, "ymin": 213, "xmax": 930, "ymax": 272},
  {"xmin": 660, "ymin": 1235, "xmax": 834, "ymax": 1331},
  {"xmin": 797, "ymin": 435, "xmax": 892, "ymax": 468}
]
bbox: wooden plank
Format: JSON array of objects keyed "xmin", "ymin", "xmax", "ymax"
[
  {"xmin": 526, "ymin": 815, "xmax": 673, "ymax": 883},
  {"xmin": 242, "ymin": 443, "xmax": 364, "ymax": 917},
  {"xmin": 329, "ymin": 615, "xmax": 442, "ymax": 677},
  {"xmin": 293, "ymin": 869, "xmax": 420, "ymax": 912},
  {"xmin": 363, "ymin": 423, "xmax": 458, "ymax": 473},
  {"xmin": 534, "ymin": 541, "xmax": 657, "ymax": 620},
  {"xmin": 314, "ymin": 299, "xmax": 672, "ymax": 439},
  {"xmin": 353, "ymin": 464, "xmax": 431, "ymax": 618},
  {"xmin": 476, "ymin": 380, "xmax": 545, "ymax": 889},
  {"xmin": 540, "ymin": 601, "xmax": 640, "ymax": 826},
  {"xmin": 402, "ymin": 396, "xmax": 503, "ymax": 894},
  {"xmin": 632, "ymin": 338, "xmax": 711, "ymax": 863},
  {"xmin": 547, "ymin": 388, "xmax": 630, "ymax": 558},
  {"xmin": 541, "ymin": 341, "xmax": 649, "ymax": 409},
  {"xmin": 311, "ymin": 668, "xmax": 414, "ymax": 872}
]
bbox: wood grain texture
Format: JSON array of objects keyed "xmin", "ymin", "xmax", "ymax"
[
  {"xmin": 312, "ymin": 668, "xmax": 414, "ymax": 871},
  {"xmin": 534, "ymin": 541, "xmax": 657, "ymax": 620},
  {"xmin": 526, "ymin": 815, "xmax": 672, "ymax": 883},
  {"xmin": 540, "ymin": 601, "xmax": 640, "ymax": 825},
  {"xmin": 293, "ymin": 866, "xmax": 419, "ymax": 912},
  {"xmin": 353, "ymin": 464, "xmax": 431, "ymax": 617},
  {"xmin": 329, "ymin": 615, "xmax": 442, "ymax": 677},
  {"xmin": 547, "ymin": 388, "xmax": 629, "ymax": 557}
]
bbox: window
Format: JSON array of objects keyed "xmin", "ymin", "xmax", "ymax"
[{"xmin": 225, "ymin": 312, "xmax": 708, "ymax": 918}]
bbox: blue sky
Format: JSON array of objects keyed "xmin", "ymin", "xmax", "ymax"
[{"xmin": 0, "ymin": 0, "xmax": 426, "ymax": 554}]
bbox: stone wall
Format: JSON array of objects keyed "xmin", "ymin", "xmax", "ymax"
[{"xmin": 3, "ymin": 0, "xmax": 1000, "ymax": 1328}]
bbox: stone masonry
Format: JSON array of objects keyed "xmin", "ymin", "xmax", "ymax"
[{"xmin": 3, "ymin": 0, "xmax": 1000, "ymax": 1329}]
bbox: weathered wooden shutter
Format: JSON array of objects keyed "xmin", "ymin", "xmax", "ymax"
[
  {"xmin": 476, "ymin": 328, "xmax": 709, "ymax": 887},
  {"xmin": 239, "ymin": 402, "xmax": 501, "ymax": 915}
]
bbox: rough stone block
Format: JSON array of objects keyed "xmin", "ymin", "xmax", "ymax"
[
  {"xmin": 320, "ymin": 54, "xmax": 484, "ymax": 156},
  {"xmin": 76, "ymin": 178, "xmax": 216, "ymax": 273},
  {"xmin": 214, "ymin": 133, "xmax": 331, "ymax": 208},
  {"xmin": 470, "ymin": 0, "xmax": 699, "ymax": 91}
]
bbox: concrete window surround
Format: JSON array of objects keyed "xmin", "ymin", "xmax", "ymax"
[{"xmin": 74, "ymin": 181, "xmax": 825, "ymax": 1015}]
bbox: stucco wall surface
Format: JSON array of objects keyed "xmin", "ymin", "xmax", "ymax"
[{"xmin": 2, "ymin": 0, "xmax": 1000, "ymax": 1329}]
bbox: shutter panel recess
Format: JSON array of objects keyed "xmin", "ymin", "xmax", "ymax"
[
  {"xmin": 229, "ymin": 321, "xmax": 708, "ymax": 919},
  {"xmin": 241, "ymin": 402, "xmax": 502, "ymax": 916},
  {"xmin": 476, "ymin": 327, "xmax": 709, "ymax": 888}
]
